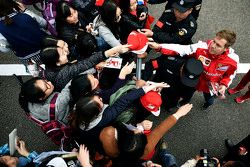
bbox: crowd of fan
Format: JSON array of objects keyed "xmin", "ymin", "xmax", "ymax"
[{"xmin": 0, "ymin": 0, "xmax": 249, "ymax": 166}]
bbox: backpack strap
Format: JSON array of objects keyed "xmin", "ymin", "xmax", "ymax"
[
  {"xmin": 48, "ymin": 93, "xmax": 59, "ymax": 121},
  {"xmin": 26, "ymin": 93, "xmax": 58, "ymax": 125}
]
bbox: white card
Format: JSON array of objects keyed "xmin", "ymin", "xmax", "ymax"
[
  {"xmin": 104, "ymin": 58, "xmax": 123, "ymax": 69},
  {"xmin": 9, "ymin": 129, "xmax": 17, "ymax": 155}
]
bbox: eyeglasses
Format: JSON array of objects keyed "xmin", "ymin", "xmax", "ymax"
[{"xmin": 43, "ymin": 80, "xmax": 51, "ymax": 93}]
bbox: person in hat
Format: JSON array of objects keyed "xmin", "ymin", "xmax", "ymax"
[
  {"xmin": 147, "ymin": 0, "xmax": 202, "ymax": 20},
  {"xmin": 142, "ymin": 56, "xmax": 203, "ymax": 110},
  {"xmin": 99, "ymin": 103, "xmax": 193, "ymax": 165},
  {"xmin": 139, "ymin": 0, "xmax": 197, "ymax": 45},
  {"xmin": 147, "ymin": 29, "xmax": 239, "ymax": 110}
]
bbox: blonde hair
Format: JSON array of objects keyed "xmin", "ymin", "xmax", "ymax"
[{"xmin": 216, "ymin": 30, "xmax": 236, "ymax": 48}]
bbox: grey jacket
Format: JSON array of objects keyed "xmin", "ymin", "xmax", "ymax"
[
  {"xmin": 93, "ymin": 15, "xmax": 121, "ymax": 47},
  {"xmin": 28, "ymin": 82, "xmax": 72, "ymax": 125}
]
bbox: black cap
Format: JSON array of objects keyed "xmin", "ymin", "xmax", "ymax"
[
  {"xmin": 180, "ymin": 58, "xmax": 203, "ymax": 87},
  {"xmin": 172, "ymin": 0, "xmax": 195, "ymax": 13}
]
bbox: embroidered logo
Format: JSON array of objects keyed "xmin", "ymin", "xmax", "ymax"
[{"xmin": 198, "ymin": 55, "xmax": 211, "ymax": 66}]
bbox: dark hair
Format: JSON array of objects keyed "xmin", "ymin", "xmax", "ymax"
[
  {"xmin": 40, "ymin": 47, "xmax": 60, "ymax": 67},
  {"xmin": 0, "ymin": 0, "xmax": 20, "ymax": 25},
  {"xmin": 70, "ymin": 74, "xmax": 92, "ymax": 103},
  {"xmin": 99, "ymin": 0, "xmax": 120, "ymax": 39},
  {"xmin": 19, "ymin": 77, "xmax": 45, "ymax": 113},
  {"xmin": 42, "ymin": 36, "xmax": 59, "ymax": 47},
  {"xmin": 55, "ymin": 1, "xmax": 73, "ymax": 31},
  {"xmin": 223, "ymin": 161, "xmax": 247, "ymax": 167},
  {"xmin": 76, "ymin": 32, "xmax": 97, "ymax": 58},
  {"xmin": 70, "ymin": 96, "xmax": 101, "ymax": 130},
  {"xmin": 118, "ymin": 0, "xmax": 130, "ymax": 13},
  {"xmin": 117, "ymin": 126, "xmax": 147, "ymax": 161}
]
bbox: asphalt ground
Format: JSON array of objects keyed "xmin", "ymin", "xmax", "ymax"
[{"xmin": 0, "ymin": 0, "xmax": 249, "ymax": 165}]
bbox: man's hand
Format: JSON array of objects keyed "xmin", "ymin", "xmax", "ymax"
[
  {"xmin": 218, "ymin": 85, "xmax": 226, "ymax": 99},
  {"xmin": 140, "ymin": 120, "xmax": 153, "ymax": 130},
  {"xmin": 138, "ymin": 29, "xmax": 153, "ymax": 37},
  {"xmin": 16, "ymin": 140, "xmax": 29, "ymax": 157},
  {"xmin": 173, "ymin": 103, "xmax": 193, "ymax": 120}
]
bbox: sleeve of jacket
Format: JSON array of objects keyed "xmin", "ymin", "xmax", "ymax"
[
  {"xmin": 121, "ymin": 14, "xmax": 146, "ymax": 30},
  {"xmin": 152, "ymin": 16, "xmax": 197, "ymax": 44},
  {"xmin": 219, "ymin": 64, "xmax": 238, "ymax": 87},
  {"xmin": 99, "ymin": 78, "xmax": 127, "ymax": 104},
  {"xmin": 220, "ymin": 51, "xmax": 239, "ymax": 87},
  {"xmin": 24, "ymin": 9, "xmax": 47, "ymax": 29},
  {"xmin": 98, "ymin": 25, "xmax": 121, "ymax": 47},
  {"xmin": 98, "ymin": 88, "xmax": 145, "ymax": 127},
  {"xmin": 55, "ymin": 51, "xmax": 106, "ymax": 91}
]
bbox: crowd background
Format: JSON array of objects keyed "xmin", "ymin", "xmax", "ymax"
[{"xmin": 0, "ymin": 0, "xmax": 249, "ymax": 165}]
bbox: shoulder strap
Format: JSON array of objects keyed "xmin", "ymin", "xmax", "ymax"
[{"xmin": 49, "ymin": 93, "xmax": 59, "ymax": 121}]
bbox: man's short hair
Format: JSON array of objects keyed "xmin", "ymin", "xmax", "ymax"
[{"xmin": 216, "ymin": 30, "xmax": 236, "ymax": 48}]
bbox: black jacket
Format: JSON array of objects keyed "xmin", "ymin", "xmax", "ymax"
[
  {"xmin": 119, "ymin": 5, "xmax": 148, "ymax": 43},
  {"xmin": 152, "ymin": 9, "xmax": 197, "ymax": 44}
]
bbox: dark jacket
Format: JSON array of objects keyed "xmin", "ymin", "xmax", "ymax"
[
  {"xmin": 148, "ymin": 0, "xmax": 203, "ymax": 20},
  {"xmin": 56, "ymin": 12, "xmax": 89, "ymax": 48},
  {"xmin": 152, "ymin": 9, "xmax": 197, "ymax": 44},
  {"xmin": 0, "ymin": 12, "xmax": 45, "ymax": 58},
  {"xmin": 41, "ymin": 51, "xmax": 106, "ymax": 92},
  {"xmin": 74, "ymin": 88, "xmax": 145, "ymax": 152},
  {"xmin": 119, "ymin": 5, "xmax": 148, "ymax": 43},
  {"xmin": 71, "ymin": 0, "xmax": 98, "ymax": 22}
]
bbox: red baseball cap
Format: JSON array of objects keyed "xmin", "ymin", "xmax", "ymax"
[
  {"xmin": 140, "ymin": 91, "xmax": 162, "ymax": 116},
  {"xmin": 127, "ymin": 31, "xmax": 148, "ymax": 54}
]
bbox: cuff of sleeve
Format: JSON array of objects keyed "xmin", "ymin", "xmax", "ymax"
[
  {"xmin": 27, "ymin": 151, "xmax": 38, "ymax": 161},
  {"xmin": 172, "ymin": 113, "xmax": 179, "ymax": 120},
  {"xmin": 136, "ymin": 124, "xmax": 144, "ymax": 133}
]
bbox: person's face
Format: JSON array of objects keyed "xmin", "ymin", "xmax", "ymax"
[
  {"xmin": 174, "ymin": 8, "xmax": 192, "ymax": 21},
  {"xmin": 57, "ymin": 46, "xmax": 69, "ymax": 66},
  {"xmin": 0, "ymin": 156, "xmax": 19, "ymax": 167},
  {"xmin": 93, "ymin": 95, "xmax": 104, "ymax": 109},
  {"xmin": 66, "ymin": 7, "xmax": 78, "ymax": 24},
  {"xmin": 57, "ymin": 40, "xmax": 68, "ymax": 51},
  {"xmin": 208, "ymin": 36, "xmax": 227, "ymax": 55},
  {"xmin": 87, "ymin": 74, "xmax": 99, "ymax": 90},
  {"xmin": 115, "ymin": 7, "xmax": 122, "ymax": 22},
  {"xmin": 36, "ymin": 79, "xmax": 54, "ymax": 100},
  {"xmin": 130, "ymin": 0, "xmax": 137, "ymax": 11}
]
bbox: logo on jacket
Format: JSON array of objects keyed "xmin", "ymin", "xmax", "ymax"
[
  {"xmin": 216, "ymin": 64, "xmax": 229, "ymax": 71},
  {"xmin": 178, "ymin": 28, "xmax": 187, "ymax": 36},
  {"xmin": 198, "ymin": 55, "xmax": 211, "ymax": 66},
  {"xmin": 180, "ymin": 0, "xmax": 184, "ymax": 5}
]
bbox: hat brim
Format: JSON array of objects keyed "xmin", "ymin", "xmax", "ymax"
[
  {"xmin": 151, "ymin": 108, "xmax": 161, "ymax": 116},
  {"xmin": 131, "ymin": 43, "xmax": 148, "ymax": 54},
  {"xmin": 172, "ymin": 2, "xmax": 189, "ymax": 13},
  {"xmin": 181, "ymin": 74, "xmax": 199, "ymax": 87}
]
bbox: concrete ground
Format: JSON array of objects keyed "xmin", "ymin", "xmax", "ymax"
[{"xmin": 0, "ymin": 0, "xmax": 249, "ymax": 165}]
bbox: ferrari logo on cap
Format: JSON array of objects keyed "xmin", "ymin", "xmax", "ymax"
[{"xmin": 180, "ymin": 0, "xmax": 184, "ymax": 5}]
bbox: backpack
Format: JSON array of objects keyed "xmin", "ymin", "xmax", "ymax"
[
  {"xmin": 27, "ymin": 93, "xmax": 72, "ymax": 147},
  {"xmin": 22, "ymin": 0, "xmax": 72, "ymax": 36},
  {"xmin": 109, "ymin": 80, "xmax": 137, "ymax": 124}
]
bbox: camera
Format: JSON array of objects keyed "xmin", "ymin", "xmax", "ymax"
[{"xmin": 196, "ymin": 149, "xmax": 218, "ymax": 167}]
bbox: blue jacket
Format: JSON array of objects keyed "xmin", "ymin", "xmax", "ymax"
[{"xmin": 0, "ymin": 12, "xmax": 46, "ymax": 58}]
